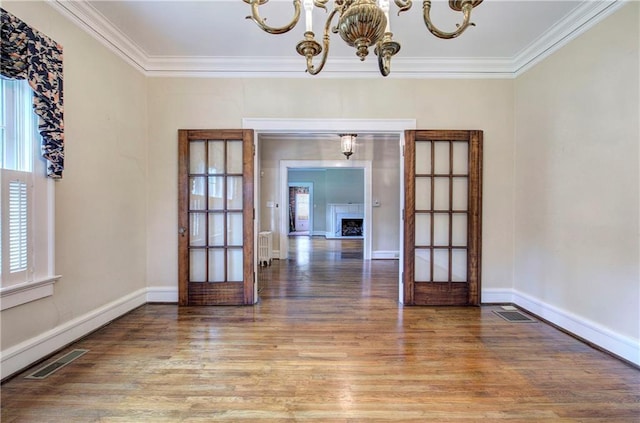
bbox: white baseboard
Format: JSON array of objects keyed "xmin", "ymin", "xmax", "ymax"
[
  {"xmin": 147, "ymin": 286, "xmax": 178, "ymax": 303},
  {"xmin": 481, "ymin": 288, "xmax": 515, "ymax": 304},
  {"xmin": 511, "ymin": 290, "xmax": 639, "ymax": 366},
  {"xmin": 0, "ymin": 288, "xmax": 147, "ymax": 380},
  {"xmin": 372, "ymin": 251, "xmax": 399, "ymax": 259},
  {"xmin": 482, "ymin": 288, "xmax": 639, "ymax": 366}
]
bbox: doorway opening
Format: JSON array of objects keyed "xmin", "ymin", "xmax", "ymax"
[
  {"xmin": 245, "ymin": 118, "xmax": 417, "ymax": 304},
  {"xmin": 288, "ymin": 182, "xmax": 313, "ymax": 236}
]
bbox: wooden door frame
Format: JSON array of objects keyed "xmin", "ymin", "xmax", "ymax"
[{"xmin": 403, "ymin": 130, "xmax": 483, "ymax": 306}]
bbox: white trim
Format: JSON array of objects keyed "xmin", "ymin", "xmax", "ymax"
[
  {"xmin": 0, "ymin": 276, "xmax": 61, "ymax": 311},
  {"xmin": 480, "ymin": 288, "xmax": 515, "ymax": 304},
  {"xmin": 49, "ymin": 0, "xmax": 626, "ymax": 79},
  {"xmin": 513, "ymin": 0, "xmax": 628, "ymax": 76},
  {"xmin": 0, "ymin": 288, "xmax": 147, "ymax": 380},
  {"xmin": 512, "ymin": 290, "xmax": 640, "ymax": 367},
  {"xmin": 143, "ymin": 56, "xmax": 515, "ymax": 79},
  {"xmin": 146, "ymin": 286, "xmax": 179, "ymax": 303},
  {"xmin": 480, "ymin": 288, "xmax": 640, "ymax": 366},
  {"xmin": 372, "ymin": 251, "xmax": 399, "ymax": 260},
  {"xmin": 243, "ymin": 118, "xmax": 416, "ymax": 133},
  {"xmin": 48, "ymin": 0, "xmax": 147, "ymax": 74}
]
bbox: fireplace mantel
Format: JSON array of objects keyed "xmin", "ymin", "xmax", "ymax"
[{"xmin": 326, "ymin": 203, "xmax": 364, "ymax": 239}]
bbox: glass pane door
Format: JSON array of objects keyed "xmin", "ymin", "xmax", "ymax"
[
  {"xmin": 178, "ymin": 130, "xmax": 254, "ymax": 305},
  {"xmin": 404, "ymin": 130, "xmax": 482, "ymax": 306}
]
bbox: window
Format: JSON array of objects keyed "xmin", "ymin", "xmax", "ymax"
[{"xmin": 0, "ymin": 78, "xmax": 58, "ymax": 310}]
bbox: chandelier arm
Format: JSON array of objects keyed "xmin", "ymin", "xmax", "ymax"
[
  {"xmin": 393, "ymin": 0, "xmax": 413, "ymax": 14},
  {"xmin": 246, "ymin": 0, "xmax": 302, "ymax": 35},
  {"xmin": 313, "ymin": 0, "xmax": 329, "ymax": 11},
  {"xmin": 422, "ymin": 0, "xmax": 475, "ymax": 39},
  {"xmin": 305, "ymin": 8, "xmax": 339, "ymax": 75},
  {"xmin": 375, "ymin": 33, "xmax": 400, "ymax": 77},
  {"xmin": 378, "ymin": 53, "xmax": 391, "ymax": 76}
]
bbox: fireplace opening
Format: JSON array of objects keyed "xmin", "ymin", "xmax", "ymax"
[{"xmin": 341, "ymin": 218, "xmax": 363, "ymax": 237}]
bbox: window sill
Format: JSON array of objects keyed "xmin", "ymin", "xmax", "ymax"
[{"xmin": 0, "ymin": 276, "xmax": 61, "ymax": 311}]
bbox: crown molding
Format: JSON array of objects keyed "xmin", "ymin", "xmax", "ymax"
[
  {"xmin": 513, "ymin": 0, "xmax": 628, "ymax": 76},
  {"xmin": 49, "ymin": 0, "xmax": 628, "ymax": 79},
  {"xmin": 47, "ymin": 0, "xmax": 148, "ymax": 74},
  {"xmin": 144, "ymin": 56, "xmax": 516, "ymax": 79}
]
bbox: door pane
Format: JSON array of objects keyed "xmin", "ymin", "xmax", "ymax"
[
  {"xmin": 190, "ymin": 177, "xmax": 206, "ymax": 210},
  {"xmin": 208, "ymin": 249, "xmax": 225, "ymax": 282},
  {"xmin": 415, "ymin": 141, "xmax": 431, "ymax": 174},
  {"xmin": 415, "ymin": 213, "xmax": 431, "ymax": 246},
  {"xmin": 452, "ymin": 249, "xmax": 467, "ymax": 282},
  {"xmin": 452, "ymin": 178, "xmax": 468, "ymax": 210},
  {"xmin": 227, "ymin": 176, "xmax": 243, "ymax": 209},
  {"xmin": 208, "ymin": 213, "xmax": 224, "ymax": 246},
  {"xmin": 433, "ymin": 213, "xmax": 449, "ymax": 246},
  {"xmin": 433, "ymin": 249, "xmax": 449, "ymax": 281},
  {"xmin": 209, "ymin": 249, "xmax": 224, "ymax": 282},
  {"xmin": 227, "ymin": 212, "xmax": 243, "ymax": 246},
  {"xmin": 227, "ymin": 249, "xmax": 243, "ymax": 282},
  {"xmin": 415, "ymin": 249, "xmax": 431, "ymax": 282},
  {"xmin": 227, "ymin": 140, "xmax": 243, "ymax": 174},
  {"xmin": 190, "ymin": 250, "xmax": 206, "ymax": 282},
  {"xmin": 434, "ymin": 142, "xmax": 449, "ymax": 174},
  {"xmin": 452, "ymin": 142, "xmax": 468, "ymax": 175},
  {"xmin": 208, "ymin": 176, "xmax": 224, "ymax": 210},
  {"xmin": 433, "ymin": 177, "xmax": 449, "ymax": 210},
  {"xmin": 208, "ymin": 140, "xmax": 225, "ymax": 173},
  {"xmin": 190, "ymin": 141, "xmax": 205, "ymax": 174},
  {"xmin": 415, "ymin": 177, "xmax": 431, "ymax": 210},
  {"xmin": 190, "ymin": 213, "xmax": 206, "ymax": 246},
  {"xmin": 452, "ymin": 214, "xmax": 467, "ymax": 246}
]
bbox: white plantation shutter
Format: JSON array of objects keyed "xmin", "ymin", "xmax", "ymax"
[
  {"xmin": 9, "ymin": 178, "xmax": 28, "ymax": 273},
  {"xmin": 1, "ymin": 169, "xmax": 32, "ymax": 285}
]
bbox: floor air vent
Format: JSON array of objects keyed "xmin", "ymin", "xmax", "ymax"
[
  {"xmin": 25, "ymin": 349, "xmax": 89, "ymax": 380},
  {"xmin": 493, "ymin": 310, "xmax": 537, "ymax": 323}
]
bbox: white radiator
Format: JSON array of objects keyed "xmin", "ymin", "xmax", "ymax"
[{"xmin": 258, "ymin": 231, "xmax": 273, "ymax": 266}]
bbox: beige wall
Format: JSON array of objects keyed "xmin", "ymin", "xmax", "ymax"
[
  {"xmin": 146, "ymin": 78, "xmax": 516, "ymax": 291},
  {"xmin": 514, "ymin": 4, "xmax": 639, "ymax": 343},
  {"xmin": 1, "ymin": 2, "xmax": 148, "ymax": 349}
]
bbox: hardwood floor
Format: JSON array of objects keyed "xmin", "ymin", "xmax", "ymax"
[{"xmin": 2, "ymin": 237, "xmax": 639, "ymax": 422}]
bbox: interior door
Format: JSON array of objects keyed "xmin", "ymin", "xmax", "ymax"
[
  {"xmin": 403, "ymin": 130, "xmax": 482, "ymax": 305},
  {"xmin": 178, "ymin": 129, "xmax": 254, "ymax": 305}
]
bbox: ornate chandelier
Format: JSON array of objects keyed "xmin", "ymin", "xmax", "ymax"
[{"xmin": 244, "ymin": 0, "xmax": 483, "ymax": 76}]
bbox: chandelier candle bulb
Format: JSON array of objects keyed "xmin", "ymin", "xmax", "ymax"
[
  {"xmin": 379, "ymin": 0, "xmax": 391, "ymax": 32},
  {"xmin": 304, "ymin": 0, "xmax": 313, "ymax": 32}
]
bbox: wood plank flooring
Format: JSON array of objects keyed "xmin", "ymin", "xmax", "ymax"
[{"xmin": 2, "ymin": 237, "xmax": 639, "ymax": 422}]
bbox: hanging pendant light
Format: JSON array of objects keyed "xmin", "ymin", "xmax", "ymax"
[{"xmin": 340, "ymin": 134, "xmax": 357, "ymax": 159}]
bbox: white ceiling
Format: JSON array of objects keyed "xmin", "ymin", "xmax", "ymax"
[{"xmin": 50, "ymin": 0, "xmax": 624, "ymax": 78}]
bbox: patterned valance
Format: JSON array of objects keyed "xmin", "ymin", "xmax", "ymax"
[{"xmin": 1, "ymin": 8, "xmax": 64, "ymax": 179}]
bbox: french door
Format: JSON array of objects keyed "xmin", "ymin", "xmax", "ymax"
[
  {"xmin": 178, "ymin": 130, "xmax": 254, "ymax": 305},
  {"xmin": 403, "ymin": 130, "xmax": 482, "ymax": 305}
]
